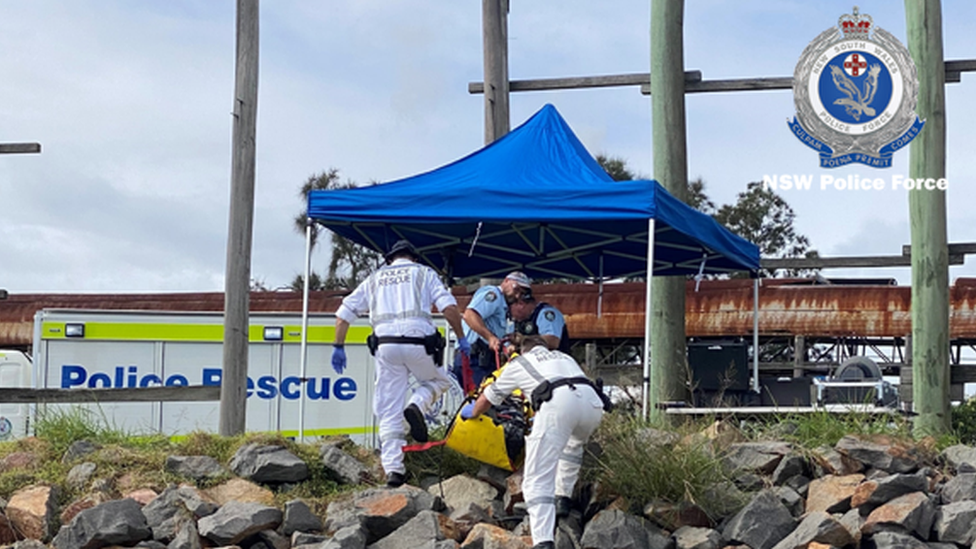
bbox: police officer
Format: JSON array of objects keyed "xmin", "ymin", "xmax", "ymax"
[
  {"xmin": 509, "ymin": 288, "xmax": 569, "ymax": 353},
  {"xmin": 460, "ymin": 335, "xmax": 604, "ymax": 549},
  {"xmin": 331, "ymin": 240, "xmax": 469, "ymax": 488},
  {"xmin": 452, "ymin": 271, "xmax": 531, "ymax": 387}
]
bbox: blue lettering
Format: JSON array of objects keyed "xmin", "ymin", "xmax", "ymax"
[
  {"xmin": 256, "ymin": 376, "xmax": 277, "ymax": 399},
  {"xmin": 202, "ymin": 368, "xmax": 222, "ymax": 386},
  {"xmin": 62, "ymin": 365, "xmax": 87, "ymax": 388},
  {"xmin": 114, "ymin": 366, "xmax": 124, "ymax": 387},
  {"xmin": 306, "ymin": 378, "xmax": 331, "ymax": 400},
  {"xmin": 246, "ymin": 376, "xmax": 254, "ymax": 397},
  {"xmin": 165, "ymin": 375, "xmax": 188, "ymax": 387},
  {"xmin": 89, "ymin": 373, "xmax": 112, "ymax": 388},
  {"xmin": 280, "ymin": 376, "xmax": 301, "ymax": 399},
  {"xmin": 334, "ymin": 378, "xmax": 357, "ymax": 401},
  {"xmin": 127, "ymin": 366, "xmax": 138, "ymax": 388},
  {"xmin": 139, "ymin": 374, "xmax": 162, "ymax": 387}
]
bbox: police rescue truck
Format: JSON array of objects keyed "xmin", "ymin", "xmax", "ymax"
[{"xmin": 0, "ymin": 309, "xmax": 460, "ymax": 443}]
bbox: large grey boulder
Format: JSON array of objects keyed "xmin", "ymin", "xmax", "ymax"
[
  {"xmin": 835, "ymin": 435, "xmax": 919, "ymax": 473},
  {"xmin": 862, "ymin": 492, "xmax": 934, "ymax": 540},
  {"xmin": 722, "ymin": 442, "xmax": 792, "ymax": 475},
  {"xmin": 52, "ymin": 498, "xmax": 151, "ymax": 549},
  {"xmin": 943, "ymin": 445, "xmax": 976, "ymax": 472},
  {"xmin": 671, "ymin": 526, "xmax": 724, "ymax": 549},
  {"xmin": 324, "ymin": 486, "xmax": 441, "ymax": 544},
  {"xmin": 769, "ymin": 511, "xmax": 854, "ymax": 549},
  {"xmin": 427, "ymin": 474, "xmax": 498, "ymax": 514},
  {"xmin": 197, "ymin": 501, "xmax": 282, "ymax": 546},
  {"xmin": 230, "ymin": 444, "xmax": 309, "ymax": 484},
  {"xmin": 862, "ymin": 530, "xmax": 928, "ymax": 548},
  {"xmin": 167, "ymin": 520, "xmax": 201, "ymax": 549},
  {"xmin": 941, "ymin": 472, "xmax": 976, "ymax": 503},
  {"xmin": 851, "ymin": 472, "xmax": 928, "ymax": 513},
  {"xmin": 141, "ymin": 485, "xmax": 218, "ymax": 542},
  {"xmin": 165, "ymin": 456, "xmax": 226, "ymax": 481},
  {"xmin": 721, "ymin": 491, "xmax": 796, "ymax": 549},
  {"xmin": 579, "ymin": 509, "xmax": 673, "ymax": 549},
  {"xmin": 320, "ymin": 445, "xmax": 371, "ymax": 485},
  {"xmin": 321, "ymin": 525, "xmax": 367, "ymax": 549},
  {"xmin": 281, "ymin": 499, "xmax": 322, "ymax": 535},
  {"xmin": 367, "ymin": 510, "xmax": 459, "ymax": 549},
  {"xmin": 933, "ymin": 500, "xmax": 976, "ymax": 545}
]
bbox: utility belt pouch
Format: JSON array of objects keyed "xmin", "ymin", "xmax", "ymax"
[
  {"xmin": 471, "ymin": 339, "xmax": 492, "ymax": 367},
  {"xmin": 366, "ymin": 334, "xmax": 379, "ymax": 356},
  {"xmin": 530, "ymin": 379, "xmax": 554, "ymax": 411},
  {"xmin": 424, "ymin": 331, "xmax": 447, "ymax": 366}
]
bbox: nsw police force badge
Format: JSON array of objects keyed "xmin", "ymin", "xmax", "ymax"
[{"xmin": 790, "ymin": 7, "xmax": 924, "ymax": 168}]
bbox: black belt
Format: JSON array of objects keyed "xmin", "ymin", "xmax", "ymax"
[{"xmin": 374, "ymin": 336, "xmax": 427, "ymax": 346}]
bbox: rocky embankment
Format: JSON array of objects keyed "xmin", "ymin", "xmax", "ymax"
[{"xmin": 4, "ymin": 435, "xmax": 976, "ymax": 549}]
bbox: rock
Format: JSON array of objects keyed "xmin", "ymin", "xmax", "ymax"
[
  {"xmin": 320, "ymin": 445, "xmax": 371, "ymax": 485},
  {"xmin": 555, "ymin": 513, "xmax": 583, "ymax": 549},
  {"xmin": 0, "ymin": 510, "xmax": 18, "ymax": 545},
  {"xmin": 168, "ymin": 519, "xmax": 202, "ymax": 549},
  {"xmin": 322, "ymin": 525, "xmax": 368, "ymax": 549},
  {"xmin": 932, "ymin": 500, "xmax": 976, "ymax": 545},
  {"xmin": 838, "ymin": 509, "xmax": 863, "ymax": 546},
  {"xmin": 52, "ymin": 498, "xmax": 152, "ymax": 549},
  {"xmin": 66, "ymin": 462, "xmax": 97, "ymax": 491},
  {"xmin": 369, "ymin": 509, "xmax": 461, "ymax": 549},
  {"xmin": 256, "ymin": 528, "xmax": 291, "ymax": 549},
  {"xmin": 672, "ymin": 526, "xmax": 724, "ymax": 549},
  {"xmin": 6, "ymin": 485, "xmax": 59, "ymax": 542},
  {"xmin": 941, "ymin": 472, "xmax": 976, "ymax": 503},
  {"xmin": 476, "ymin": 464, "xmax": 511, "ymax": 493},
  {"xmin": 450, "ymin": 502, "xmax": 496, "ymax": 540},
  {"xmin": 324, "ymin": 486, "xmax": 441, "ymax": 544},
  {"xmin": 142, "ymin": 485, "xmax": 219, "ymax": 542},
  {"xmin": 861, "ymin": 530, "xmax": 928, "ymax": 548},
  {"xmin": 7, "ymin": 541, "xmax": 48, "ymax": 549},
  {"xmin": 769, "ymin": 511, "xmax": 854, "ymax": 549},
  {"xmin": 580, "ymin": 509, "xmax": 673, "ymax": 549},
  {"xmin": 643, "ymin": 501, "xmax": 714, "ymax": 529},
  {"xmin": 862, "ymin": 492, "xmax": 934, "ymax": 539},
  {"xmin": 942, "ymin": 445, "xmax": 976, "ymax": 473},
  {"xmin": 229, "ymin": 444, "xmax": 309, "ymax": 484},
  {"xmin": 722, "ymin": 442, "xmax": 791, "ymax": 475},
  {"xmin": 0, "ymin": 452, "xmax": 39, "ymax": 473},
  {"xmin": 197, "ymin": 501, "xmax": 282, "ymax": 546},
  {"xmin": 835, "ymin": 435, "xmax": 919, "ymax": 474},
  {"xmin": 722, "ymin": 491, "xmax": 795, "ymax": 549},
  {"xmin": 59, "ymin": 493, "xmax": 112, "ymax": 526},
  {"xmin": 124, "ymin": 488, "xmax": 159, "ymax": 507},
  {"xmin": 291, "ymin": 531, "xmax": 327, "ymax": 547},
  {"xmin": 770, "ymin": 456, "xmax": 809, "ymax": 486},
  {"xmin": 204, "ymin": 478, "xmax": 276, "ymax": 506},
  {"xmin": 503, "ymin": 471, "xmax": 524, "ymax": 514},
  {"xmin": 810, "ymin": 446, "xmax": 863, "ymax": 476},
  {"xmin": 428, "ymin": 475, "xmax": 498, "ymax": 514},
  {"xmin": 165, "ymin": 456, "xmax": 226, "ymax": 481},
  {"xmin": 460, "ymin": 523, "xmax": 531, "ymax": 548},
  {"xmin": 850, "ymin": 472, "xmax": 928, "ymax": 513},
  {"xmin": 768, "ymin": 486, "xmax": 803, "ymax": 517},
  {"xmin": 732, "ymin": 473, "xmax": 764, "ymax": 492},
  {"xmin": 281, "ymin": 499, "xmax": 322, "ymax": 535},
  {"xmin": 805, "ymin": 474, "xmax": 864, "ymax": 514},
  {"xmin": 61, "ymin": 440, "xmax": 100, "ymax": 464}
]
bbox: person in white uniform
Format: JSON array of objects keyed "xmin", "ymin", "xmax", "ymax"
[
  {"xmin": 331, "ymin": 239, "xmax": 470, "ymax": 488},
  {"xmin": 460, "ymin": 335, "xmax": 605, "ymax": 549}
]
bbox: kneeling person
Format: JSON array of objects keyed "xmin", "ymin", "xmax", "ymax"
[{"xmin": 460, "ymin": 335, "xmax": 604, "ymax": 549}]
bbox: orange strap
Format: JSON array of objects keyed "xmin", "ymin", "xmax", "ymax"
[{"xmin": 403, "ymin": 439, "xmax": 447, "ymax": 453}]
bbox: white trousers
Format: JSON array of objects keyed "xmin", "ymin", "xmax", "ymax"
[
  {"xmin": 522, "ymin": 384, "xmax": 603, "ymax": 545},
  {"xmin": 373, "ymin": 342, "xmax": 452, "ymax": 475}
]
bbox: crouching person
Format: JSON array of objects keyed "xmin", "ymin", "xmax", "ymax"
[{"xmin": 460, "ymin": 335, "xmax": 604, "ymax": 549}]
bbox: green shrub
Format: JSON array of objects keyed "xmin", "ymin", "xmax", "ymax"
[{"xmin": 952, "ymin": 397, "xmax": 976, "ymax": 445}]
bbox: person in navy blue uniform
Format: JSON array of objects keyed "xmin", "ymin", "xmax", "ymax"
[
  {"xmin": 509, "ymin": 288, "xmax": 569, "ymax": 353},
  {"xmin": 452, "ymin": 271, "xmax": 531, "ymax": 387}
]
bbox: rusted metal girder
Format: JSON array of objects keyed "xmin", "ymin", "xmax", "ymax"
[{"xmin": 3, "ymin": 278, "xmax": 976, "ymax": 348}]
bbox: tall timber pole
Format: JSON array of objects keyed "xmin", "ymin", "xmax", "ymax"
[
  {"xmin": 906, "ymin": 0, "xmax": 950, "ymax": 436},
  {"xmin": 649, "ymin": 0, "xmax": 689, "ymax": 414},
  {"xmin": 483, "ymin": 0, "xmax": 510, "ymax": 143},
  {"xmin": 221, "ymin": 0, "xmax": 259, "ymax": 436}
]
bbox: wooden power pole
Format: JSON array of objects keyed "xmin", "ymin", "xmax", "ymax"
[
  {"xmin": 482, "ymin": 0, "xmax": 510, "ymax": 144},
  {"xmin": 220, "ymin": 0, "xmax": 259, "ymax": 437},
  {"xmin": 649, "ymin": 0, "xmax": 690, "ymax": 413},
  {"xmin": 906, "ymin": 0, "xmax": 950, "ymax": 436}
]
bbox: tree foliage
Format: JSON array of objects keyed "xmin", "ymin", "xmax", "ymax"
[{"xmin": 293, "ymin": 169, "xmax": 382, "ymax": 290}]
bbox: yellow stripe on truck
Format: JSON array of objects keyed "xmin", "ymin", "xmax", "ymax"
[{"xmin": 41, "ymin": 322, "xmax": 371, "ymax": 344}]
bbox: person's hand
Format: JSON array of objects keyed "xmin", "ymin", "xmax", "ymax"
[
  {"xmin": 458, "ymin": 337, "xmax": 471, "ymax": 357},
  {"xmin": 332, "ymin": 346, "xmax": 347, "ymax": 375},
  {"xmin": 460, "ymin": 403, "xmax": 476, "ymax": 420},
  {"xmin": 488, "ymin": 335, "xmax": 501, "ymax": 352}
]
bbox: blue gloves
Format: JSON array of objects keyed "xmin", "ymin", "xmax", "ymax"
[
  {"xmin": 458, "ymin": 337, "xmax": 471, "ymax": 356},
  {"xmin": 460, "ymin": 402, "xmax": 476, "ymax": 420},
  {"xmin": 331, "ymin": 345, "xmax": 347, "ymax": 375}
]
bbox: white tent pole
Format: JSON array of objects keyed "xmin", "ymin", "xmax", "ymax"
[
  {"xmin": 642, "ymin": 218, "xmax": 656, "ymax": 420},
  {"xmin": 298, "ymin": 219, "xmax": 313, "ymax": 441},
  {"xmin": 752, "ymin": 276, "xmax": 760, "ymax": 393}
]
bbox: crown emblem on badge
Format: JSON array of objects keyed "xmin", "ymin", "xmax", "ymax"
[{"xmin": 838, "ymin": 6, "xmax": 872, "ymax": 39}]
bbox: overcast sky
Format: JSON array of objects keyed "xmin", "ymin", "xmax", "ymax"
[{"xmin": 1, "ymin": 1, "xmax": 974, "ymax": 294}]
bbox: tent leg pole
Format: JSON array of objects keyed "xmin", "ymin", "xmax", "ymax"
[
  {"xmin": 642, "ymin": 218, "xmax": 656, "ymax": 420},
  {"xmin": 753, "ymin": 277, "xmax": 760, "ymax": 393},
  {"xmin": 598, "ymin": 254, "xmax": 604, "ymax": 319},
  {"xmin": 299, "ymin": 220, "xmax": 313, "ymax": 441}
]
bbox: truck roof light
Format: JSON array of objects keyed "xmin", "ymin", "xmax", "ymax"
[{"xmin": 263, "ymin": 326, "xmax": 283, "ymax": 341}]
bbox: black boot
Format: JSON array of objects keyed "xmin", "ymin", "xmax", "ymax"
[
  {"xmin": 532, "ymin": 542, "xmax": 555, "ymax": 549},
  {"xmin": 403, "ymin": 403, "xmax": 429, "ymax": 442},
  {"xmin": 555, "ymin": 496, "xmax": 572, "ymax": 518},
  {"xmin": 385, "ymin": 471, "xmax": 406, "ymax": 488}
]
